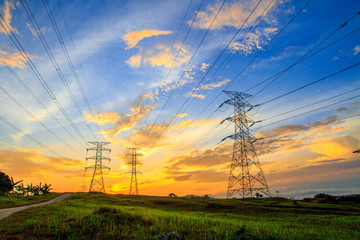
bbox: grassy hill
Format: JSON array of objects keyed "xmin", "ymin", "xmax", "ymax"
[{"xmin": 0, "ymin": 193, "xmax": 359, "ymax": 239}]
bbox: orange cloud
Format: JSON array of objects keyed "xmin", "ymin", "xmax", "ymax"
[
  {"xmin": 126, "ymin": 43, "xmax": 190, "ymax": 69},
  {"xmin": 0, "ymin": 51, "xmax": 34, "ymax": 69},
  {"xmin": 0, "ymin": 0, "xmax": 17, "ymax": 35},
  {"xmin": 191, "ymin": 1, "xmax": 275, "ymax": 29},
  {"xmin": 100, "ymin": 93, "xmax": 154, "ymax": 141},
  {"xmin": 186, "ymin": 93, "xmax": 205, "ymax": 99},
  {"xmin": 176, "ymin": 113, "xmax": 187, "ymax": 118},
  {"xmin": 123, "ymin": 29, "xmax": 172, "ymax": 48},
  {"xmin": 84, "ymin": 112, "xmax": 122, "ymax": 126}
]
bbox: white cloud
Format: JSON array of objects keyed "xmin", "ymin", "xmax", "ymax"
[{"xmin": 353, "ymin": 45, "xmax": 360, "ymax": 56}]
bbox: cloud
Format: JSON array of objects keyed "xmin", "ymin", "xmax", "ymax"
[
  {"xmin": 0, "ymin": 149, "xmax": 83, "ymax": 179},
  {"xmin": 25, "ymin": 22, "xmax": 49, "ymax": 37},
  {"xmin": 84, "ymin": 112, "xmax": 122, "ymax": 126},
  {"xmin": 185, "ymin": 93, "xmax": 205, "ymax": 99},
  {"xmin": 99, "ymin": 93, "xmax": 154, "ymax": 140},
  {"xmin": 123, "ymin": 29, "xmax": 173, "ymax": 49},
  {"xmin": 0, "ymin": 0, "xmax": 17, "ymax": 35},
  {"xmin": 194, "ymin": 79, "xmax": 230, "ymax": 90},
  {"xmin": 353, "ymin": 45, "xmax": 360, "ymax": 56},
  {"xmin": 200, "ymin": 63, "xmax": 209, "ymax": 72},
  {"xmin": 176, "ymin": 113, "xmax": 187, "ymax": 118},
  {"xmin": 0, "ymin": 50, "xmax": 34, "ymax": 69},
  {"xmin": 126, "ymin": 43, "xmax": 190, "ymax": 68},
  {"xmin": 190, "ymin": 0, "xmax": 275, "ymax": 30},
  {"xmin": 230, "ymin": 31, "xmax": 264, "ymax": 55},
  {"xmin": 121, "ymin": 122, "xmax": 169, "ymax": 149}
]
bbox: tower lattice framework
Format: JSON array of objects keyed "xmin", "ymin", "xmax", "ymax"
[
  {"xmin": 220, "ymin": 91, "xmax": 270, "ymax": 198},
  {"xmin": 86, "ymin": 141, "xmax": 111, "ymax": 193},
  {"xmin": 126, "ymin": 148, "xmax": 142, "ymax": 195}
]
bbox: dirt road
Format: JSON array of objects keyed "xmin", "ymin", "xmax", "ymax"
[{"xmin": 0, "ymin": 193, "xmax": 71, "ymax": 220}]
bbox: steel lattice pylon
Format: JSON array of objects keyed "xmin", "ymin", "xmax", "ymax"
[
  {"xmin": 126, "ymin": 148, "xmax": 142, "ymax": 195},
  {"xmin": 220, "ymin": 91, "xmax": 270, "ymax": 198},
  {"xmin": 85, "ymin": 142, "xmax": 111, "ymax": 193}
]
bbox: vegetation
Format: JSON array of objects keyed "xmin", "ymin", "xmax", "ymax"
[
  {"xmin": 0, "ymin": 193, "xmax": 359, "ymax": 239},
  {"xmin": 0, "ymin": 171, "xmax": 12, "ymax": 195},
  {"xmin": 0, "ymin": 170, "xmax": 52, "ymax": 197},
  {"xmin": 0, "ymin": 192, "xmax": 61, "ymax": 209}
]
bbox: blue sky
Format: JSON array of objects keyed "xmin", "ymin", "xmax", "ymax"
[{"xmin": 0, "ymin": 0, "xmax": 359, "ymax": 198}]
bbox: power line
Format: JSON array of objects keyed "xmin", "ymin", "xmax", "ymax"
[
  {"xmin": 179, "ymin": 0, "xmax": 277, "ymax": 118},
  {"xmin": 143, "ymin": 0, "xmax": 194, "ymax": 125},
  {"xmin": 249, "ymin": 10, "xmax": 360, "ymax": 100},
  {"xmin": 263, "ymin": 87, "xmax": 360, "ymax": 121},
  {"xmin": 0, "ymin": 115, "xmax": 65, "ymax": 158},
  {"xmin": 152, "ymin": 0, "xmax": 312, "ymax": 145},
  {"xmin": 0, "ymin": 12, "xmax": 88, "ymax": 145},
  {"xmin": 0, "ymin": 57, "xmax": 86, "ymax": 148},
  {"xmin": 0, "ymin": 86, "xmax": 83, "ymax": 157},
  {"xmin": 20, "ymin": 0, "xmax": 98, "ymax": 141},
  {"xmin": 42, "ymin": 0, "xmax": 104, "ymax": 140},
  {"xmin": 259, "ymin": 94, "xmax": 360, "ymax": 129},
  {"xmin": 257, "ymin": 61, "xmax": 360, "ymax": 106},
  {"xmin": 147, "ymin": 0, "xmax": 207, "ymax": 134}
]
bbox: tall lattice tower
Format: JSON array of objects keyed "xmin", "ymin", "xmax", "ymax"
[
  {"xmin": 220, "ymin": 91, "xmax": 270, "ymax": 198},
  {"xmin": 126, "ymin": 148, "xmax": 142, "ymax": 195},
  {"xmin": 86, "ymin": 141, "xmax": 111, "ymax": 192}
]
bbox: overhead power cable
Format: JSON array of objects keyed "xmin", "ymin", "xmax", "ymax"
[
  {"xmin": 143, "ymin": 0, "xmax": 194, "ymax": 125},
  {"xmin": 0, "ymin": 14, "xmax": 88, "ymax": 145},
  {"xmin": 0, "ymin": 57, "xmax": 86, "ymax": 148},
  {"xmin": 263, "ymin": 87, "xmax": 360, "ymax": 121},
  {"xmin": 20, "ymin": 0, "xmax": 98, "ymax": 141},
  {"xmin": 0, "ymin": 86, "xmax": 83, "ymax": 157},
  {"xmin": 146, "ymin": 0, "xmax": 207, "ymax": 134},
  {"xmin": 180, "ymin": 0, "xmax": 277, "ymax": 117},
  {"xmin": 146, "ymin": 0, "xmax": 310, "ymax": 148},
  {"xmin": 42, "ymin": 0, "xmax": 104, "ymax": 140},
  {"xmin": 257, "ymin": 61, "xmax": 360, "ymax": 106},
  {"xmin": 249, "ymin": 10, "xmax": 360, "ymax": 100},
  {"xmin": 0, "ymin": 115, "xmax": 65, "ymax": 158},
  {"xmin": 260, "ymin": 94, "xmax": 360, "ymax": 128}
]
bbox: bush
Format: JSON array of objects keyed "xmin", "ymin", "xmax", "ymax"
[{"xmin": 0, "ymin": 171, "xmax": 13, "ymax": 195}]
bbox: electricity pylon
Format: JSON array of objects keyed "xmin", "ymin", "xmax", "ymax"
[
  {"xmin": 220, "ymin": 91, "xmax": 270, "ymax": 198},
  {"xmin": 85, "ymin": 141, "xmax": 111, "ymax": 193},
  {"xmin": 126, "ymin": 148, "xmax": 142, "ymax": 195}
]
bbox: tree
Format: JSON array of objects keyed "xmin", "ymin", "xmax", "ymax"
[
  {"xmin": 0, "ymin": 171, "xmax": 13, "ymax": 195},
  {"xmin": 168, "ymin": 193, "xmax": 177, "ymax": 197}
]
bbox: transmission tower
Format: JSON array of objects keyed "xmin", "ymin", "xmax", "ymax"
[
  {"xmin": 220, "ymin": 91, "xmax": 270, "ymax": 198},
  {"xmin": 85, "ymin": 141, "xmax": 111, "ymax": 193},
  {"xmin": 126, "ymin": 148, "xmax": 142, "ymax": 195}
]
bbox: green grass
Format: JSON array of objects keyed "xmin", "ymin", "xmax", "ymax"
[
  {"xmin": 0, "ymin": 193, "xmax": 61, "ymax": 209},
  {"xmin": 0, "ymin": 193, "xmax": 359, "ymax": 239}
]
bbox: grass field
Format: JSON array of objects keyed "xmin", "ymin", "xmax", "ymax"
[
  {"xmin": 0, "ymin": 193, "xmax": 61, "ymax": 209},
  {"xmin": 0, "ymin": 193, "xmax": 359, "ymax": 239}
]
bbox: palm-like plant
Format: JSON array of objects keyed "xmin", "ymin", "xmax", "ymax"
[
  {"xmin": 41, "ymin": 183, "xmax": 52, "ymax": 194},
  {"xmin": 10, "ymin": 177, "xmax": 23, "ymax": 195}
]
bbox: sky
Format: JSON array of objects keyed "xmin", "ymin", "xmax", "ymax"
[{"xmin": 0, "ymin": 0, "xmax": 359, "ymax": 199}]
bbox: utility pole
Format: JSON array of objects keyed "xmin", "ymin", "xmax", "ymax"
[
  {"xmin": 85, "ymin": 141, "xmax": 111, "ymax": 193},
  {"xmin": 126, "ymin": 148, "xmax": 142, "ymax": 195},
  {"xmin": 220, "ymin": 91, "xmax": 270, "ymax": 198}
]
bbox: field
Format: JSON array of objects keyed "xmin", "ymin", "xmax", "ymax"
[
  {"xmin": 0, "ymin": 193, "xmax": 359, "ymax": 239},
  {"xmin": 0, "ymin": 193, "xmax": 61, "ymax": 209}
]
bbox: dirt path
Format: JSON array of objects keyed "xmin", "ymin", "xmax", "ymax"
[{"xmin": 0, "ymin": 193, "xmax": 71, "ymax": 220}]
